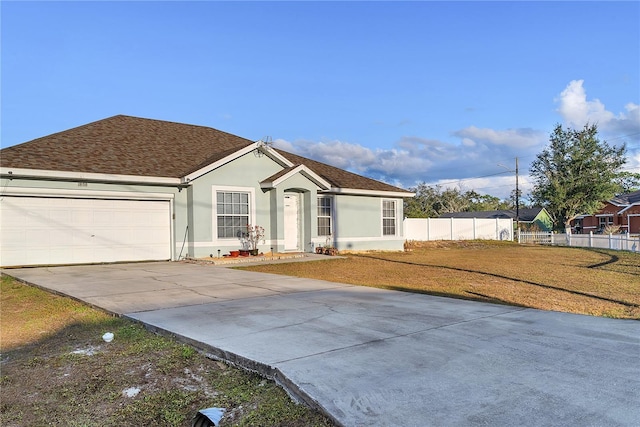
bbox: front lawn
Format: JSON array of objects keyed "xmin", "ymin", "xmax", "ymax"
[{"xmin": 243, "ymin": 241, "xmax": 640, "ymax": 319}]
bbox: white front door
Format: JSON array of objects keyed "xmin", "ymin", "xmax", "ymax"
[{"xmin": 284, "ymin": 193, "xmax": 300, "ymax": 251}]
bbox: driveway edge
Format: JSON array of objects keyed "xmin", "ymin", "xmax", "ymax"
[{"xmin": 127, "ymin": 315, "xmax": 345, "ymax": 427}]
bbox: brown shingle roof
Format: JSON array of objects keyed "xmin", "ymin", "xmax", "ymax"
[
  {"xmin": 611, "ymin": 190, "xmax": 640, "ymax": 206},
  {"xmin": 0, "ymin": 115, "xmax": 254, "ymax": 178},
  {"xmin": 274, "ymin": 149, "xmax": 409, "ymax": 193},
  {"xmin": 260, "ymin": 165, "xmax": 301, "ymax": 184},
  {"xmin": 1, "ymin": 115, "xmax": 412, "ymax": 194}
]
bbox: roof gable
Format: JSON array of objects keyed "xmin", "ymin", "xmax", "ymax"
[{"xmin": 260, "ymin": 164, "xmax": 331, "ymax": 190}]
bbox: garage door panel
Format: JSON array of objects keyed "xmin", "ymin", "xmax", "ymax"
[
  {"xmin": 2, "ymin": 230, "xmax": 25, "ymax": 248},
  {"xmin": 49, "ymin": 209, "xmax": 73, "ymax": 225},
  {"xmin": 1, "ymin": 196, "xmax": 171, "ymax": 266}
]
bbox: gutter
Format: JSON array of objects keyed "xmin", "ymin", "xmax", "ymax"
[{"xmin": 1, "ymin": 167, "xmax": 187, "ymax": 190}]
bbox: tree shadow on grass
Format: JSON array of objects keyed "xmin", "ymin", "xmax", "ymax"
[
  {"xmin": 585, "ymin": 249, "xmax": 620, "ymax": 269},
  {"xmin": 583, "ymin": 249, "xmax": 640, "ymax": 274},
  {"xmin": 357, "ymin": 254, "xmax": 640, "ymax": 309}
]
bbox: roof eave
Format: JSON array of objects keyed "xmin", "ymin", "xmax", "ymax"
[
  {"xmin": 617, "ymin": 202, "xmax": 640, "ymax": 215},
  {"xmin": 261, "ymin": 165, "xmax": 331, "ymax": 190},
  {"xmin": 321, "ymin": 187, "xmax": 415, "ymax": 198},
  {"xmin": 0, "ymin": 167, "xmax": 182, "ymax": 186},
  {"xmin": 182, "ymin": 143, "xmax": 295, "ymax": 183}
]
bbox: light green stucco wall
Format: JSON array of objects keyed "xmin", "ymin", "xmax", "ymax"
[
  {"xmin": 328, "ymin": 195, "xmax": 406, "ymax": 251},
  {"xmin": 186, "ymin": 152, "xmax": 328, "ymax": 257},
  {"xmin": 186, "ymin": 154, "xmax": 407, "ymax": 256},
  {"xmin": 186, "ymin": 152, "xmax": 282, "ymax": 257}
]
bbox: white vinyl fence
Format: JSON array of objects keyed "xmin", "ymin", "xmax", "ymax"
[
  {"xmin": 404, "ymin": 218, "xmax": 514, "ymax": 241},
  {"xmin": 518, "ymin": 231, "xmax": 640, "ymax": 253}
]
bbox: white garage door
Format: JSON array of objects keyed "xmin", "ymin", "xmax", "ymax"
[{"xmin": 1, "ymin": 196, "xmax": 171, "ymax": 267}]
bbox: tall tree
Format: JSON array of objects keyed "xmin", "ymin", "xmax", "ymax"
[
  {"xmin": 614, "ymin": 171, "xmax": 640, "ymax": 193},
  {"xmin": 404, "ymin": 184, "xmax": 511, "ymax": 218},
  {"xmin": 530, "ymin": 123, "xmax": 626, "ymax": 230}
]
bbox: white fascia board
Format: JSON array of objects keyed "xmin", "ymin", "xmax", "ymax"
[
  {"xmin": 265, "ymin": 165, "xmax": 331, "ymax": 190},
  {"xmin": 618, "ymin": 203, "xmax": 640, "ymax": 214},
  {"xmin": 183, "ymin": 143, "xmax": 294, "ymax": 183},
  {"xmin": 183, "ymin": 143, "xmax": 260, "ymax": 183},
  {"xmin": 263, "ymin": 147, "xmax": 295, "ymax": 167},
  {"xmin": 1, "ymin": 186, "xmax": 175, "ymax": 200},
  {"xmin": 320, "ymin": 187, "xmax": 415, "ymax": 198},
  {"xmin": 0, "ymin": 167, "xmax": 180, "ymax": 185}
]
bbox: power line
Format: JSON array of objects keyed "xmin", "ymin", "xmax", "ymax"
[{"xmin": 606, "ymin": 132, "xmax": 640, "ymax": 142}]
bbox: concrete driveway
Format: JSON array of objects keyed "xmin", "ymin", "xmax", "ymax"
[{"xmin": 5, "ymin": 261, "xmax": 639, "ymax": 426}]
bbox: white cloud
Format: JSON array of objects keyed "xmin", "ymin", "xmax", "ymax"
[
  {"xmin": 270, "ymin": 80, "xmax": 639, "ymax": 198},
  {"xmin": 555, "ymin": 79, "xmax": 613, "ymax": 127},
  {"xmin": 275, "ymin": 131, "xmax": 540, "ymax": 195},
  {"xmin": 555, "ymin": 80, "xmax": 640, "ymax": 137},
  {"xmin": 554, "ymin": 80, "xmax": 640, "ymax": 175},
  {"xmin": 453, "ymin": 126, "xmax": 545, "ymax": 148},
  {"xmin": 612, "ymin": 102, "xmax": 640, "ymax": 136},
  {"xmin": 627, "ymin": 149, "xmax": 640, "ymax": 174}
]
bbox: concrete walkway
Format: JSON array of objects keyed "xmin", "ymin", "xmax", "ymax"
[{"xmin": 4, "ymin": 261, "xmax": 639, "ymax": 426}]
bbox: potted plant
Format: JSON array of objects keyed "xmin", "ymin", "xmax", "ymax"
[
  {"xmin": 243, "ymin": 224, "xmax": 265, "ymax": 256},
  {"xmin": 324, "ymin": 246, "xmax": 338, "ymax": 256},
  {"xmin": 321, "ymin": 235, "xmax": 338, "ymax": 255}
]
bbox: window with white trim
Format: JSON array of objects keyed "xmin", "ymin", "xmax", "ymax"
[
  {"xmin": 216, "ymin": 191, "xmax": 250, "ymax": 238},
  {"xmin": 317, "ymin": 196, "xmax": 332, "ymax": 236},
  {"xmin": 598, "ymin": 216, "xmax": 613, "ymax": 230},
  {"xmin": 382, "ymin": 200, "xmax": 397, "ymax": 236}
]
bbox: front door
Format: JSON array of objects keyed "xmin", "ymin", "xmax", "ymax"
[{"xmin": 284, "ymin": 193, "xmax": 300, "ymax": 251}]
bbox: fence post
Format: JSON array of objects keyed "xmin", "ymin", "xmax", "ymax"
[
  {"xmin": 589, "ymin": 231, "xmax": 593, "ymax": 248},
  {"xmin": 473, "ymin": 218, "xmax": 477, "ymax": 240},
  {"xmin": 608, "ymin": 233, "xmax": 613, "ymax": 250},
  {"xmin": 450, "ymin": 217, "xmax": 454, "ymax": 240}
]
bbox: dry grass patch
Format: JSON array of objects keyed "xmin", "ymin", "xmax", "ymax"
[
  {"xmin": 0, "ymin": 276, "xmax": 335, "ymax": 427},
  {"xmin": 243, "ymin": 242, "xmax": 640, "ymax": 319}
]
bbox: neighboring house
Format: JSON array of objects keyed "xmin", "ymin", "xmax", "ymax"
[
  {"xmin": 440, "ymin": 207, "xmax": 553, "ymax": 231},
  {"xmin": 571, "ymin": 190, "xmax": 640, "ymax": 234},
  {"xmin": 0, "ymin": 115, "xmax": 414, "ymax": 267}
]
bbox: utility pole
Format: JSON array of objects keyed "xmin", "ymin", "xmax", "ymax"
[
  {"xmin": 515, "ymin": 156, "xmax": 519, "ymax": 230},
  {"xmin": 498, "ymin": 158, "xmax": 520, "ymax": 234}
]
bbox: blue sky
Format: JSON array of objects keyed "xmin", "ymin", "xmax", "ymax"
[{"xmin": 2, "ymin": 1, "xmax": 639, "ymax": 199}]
